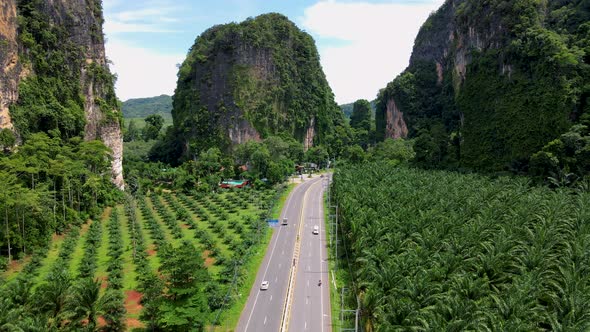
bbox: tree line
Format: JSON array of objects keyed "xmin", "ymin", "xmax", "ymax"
[{"xmin": 0, "ymin": 129, "xmax": 120, "ymax": 269}]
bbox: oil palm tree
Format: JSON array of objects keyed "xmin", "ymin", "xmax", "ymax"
[{"xmin": 64, "ymin": 278, "xmax": 101, "ymax": 331}]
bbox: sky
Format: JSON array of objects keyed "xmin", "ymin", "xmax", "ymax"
[{"xmin": 103, "ymin": 0, "xmax": 445, "ymax": 105}]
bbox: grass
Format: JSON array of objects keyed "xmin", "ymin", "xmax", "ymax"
[
  {"xmin": 2, "ymin": 256, "xmax": 31, "ymax": 281},
  {"xmin": 95, "ymin": 209, "xmax": 112, "ymax": 293},
  {"xmin": 324, "ymin": 175, "xmax": 355, "ymax": 331},
  {"xmin": 134, "ymin": 204, "xmax": 160, "ymax": 272},
  {"xmin": 214, "ymin": 183, "xmax": 297, "ymax": 331},
  {"xmin": 68, "ymin": 221, "xmax": 92, "ymax": 277},
  {"xmin": 213, "ymin": 228, "xmax": 273, "ymax": 331},
  {"xmin": 174, "ymin": 195, "xmax": 232, "ymax": 257},
  {"xmin": 144, "ymin": 196, "xmax": 182, "ymax": 248},
  {"xmin": 118, "ymin": 205, "xmax": 139, "ymax": 291},
  {"xmin": 3, "ymin": 186, "xmax": 285, "ymax": 330}
]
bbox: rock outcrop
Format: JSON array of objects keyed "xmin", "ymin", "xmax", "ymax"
[
  {"xmin": 0, "ymin": 0, "xmax": 20, "ymax": 130},
  {"xmin": 384, "ymin": 99, "xmax": 408, "ymax": 139},
  {"xmin": 168, "ymin": 13, "xmax": 343, "ymax": 160},
  {"xmin": 376, "ymin": 0, "xmax": 589, "ymax": 170},
  {"xmin": 0, "ymin": 0, "xmax": 123, "ymax": 189}
]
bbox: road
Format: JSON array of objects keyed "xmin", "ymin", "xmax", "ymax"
[
  {"xmin": 288, "ymin": 175, "xmax": 331, "ymax": 332},
  {"xmin": 236, "ymin": 175, "xmax": 331, "ymax": 332}
]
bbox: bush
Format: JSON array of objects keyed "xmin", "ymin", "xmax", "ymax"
[{"xmin": 0, "ymin": 256, "xmax": 8, "ymax": 271}]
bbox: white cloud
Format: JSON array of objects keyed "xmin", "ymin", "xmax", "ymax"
[
  {"xmin": 302, "ymin": 0, "xmax": 444, "ymax": 104},
  {"xmin": 105, "ymin": 40, "xmax": 184, "ymax": 101},
  {"xmin": 103, "ymin": 0, "xmax": 180, "ymax": 34},
  {"xmin": 104, "ymin": 21, "xmax": 178, "ymax": 34}
]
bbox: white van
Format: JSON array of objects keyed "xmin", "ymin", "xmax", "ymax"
[
  {"xmin": 313, "ymin": 225, "xmax": 319, "ymax": 235},
  {"xmin": 282, "ymin": 217, "xmax": 288, "ymax": 225}
]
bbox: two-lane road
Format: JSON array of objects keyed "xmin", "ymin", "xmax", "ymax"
[
  {"xmin": 288, "ymin": 176, "xmax": 331, "ymax": 331},
  {"xmin": 237, "ymin": 176, "xmax": 329, "ymax": 332}
]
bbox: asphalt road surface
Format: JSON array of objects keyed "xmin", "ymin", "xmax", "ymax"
[
  {"xmin": 288, "ymin": 176, "xmax": 331, "ymax": 332},
  {"xmin": 236, "ymin": 175, "xmax": 331, "ymax": 332}
]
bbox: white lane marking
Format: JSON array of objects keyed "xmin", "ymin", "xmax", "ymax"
[
  {"xmin": 306, "ymin": 297, "xmax": 308, "ymax": 305},
  {"xmin": 275, "ymin": 276, "xmax": 278, "ymax": 282},
  {"xmin": 270, "ymin": 295, "xmax": 273, "ymax": 302},
  {"xmin": 264, "ymin": 316, "xmax": 267, "ymax": 325},
  {"xmin": 244, "ymin": 181, "xmax": 301, "ymax": 331},
  {"xmin": 284, "ymin": 177, "xmax": 324, "ymax": 332},
  {"xmin": 282, "ymin": 250, "xmax": 285, "ymax": 255},
  {"xmin": 279, "ymin": 263, "xmax": 281, "ymax": 269}
]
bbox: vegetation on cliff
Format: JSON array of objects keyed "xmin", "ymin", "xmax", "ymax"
[
  {"xmin": 12, "ymin": 0, "xmax": 119, "ymax": 139},
  {"xmin": 376, "ymin": 0, "xmax": 590, "ymax": 180},
  {"xmin": 156, "ymin": 13, "xmax": 346, "ymax": 162},
  {"xmin": 0, "ymin": 0, "xmax": 122, "ymax": 290}
]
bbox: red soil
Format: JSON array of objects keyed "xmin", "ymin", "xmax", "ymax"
[
  {"xmin": 127, "ymin": 318, "xmax": 144, "ymax": 329},
  {"xmin": 99, "ymin": 276, "xmax": 108, "ymax": 289},
  {"xmin": 125, "ymin": 290, "xmax": 143, "ymax": 315},
  {"xmin": 122, "ymin": 290, "xmax": 146, "ymax": 327},
  {"xmin": 101, "ymin": 207, "xmax": 113, "ymax": 220},
  {"xmin": 202, "ymin": 250, "xmax": 215, "ymax": 267},
  {"xmin": 51, "ymin": 233, "xmax": 65, "ymax": 242}
]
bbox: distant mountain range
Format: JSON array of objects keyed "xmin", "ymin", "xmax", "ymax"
[
  {"xmin": 122, "ymin": 95, "xmax": 172, "ymax": 119},
  {"xmin": 339, "ymin": 100, "xmax": 376, "ymax": 119},
  {"xmin": 122, "ymin": 93, "xmax": 375, "ymax": 122}
]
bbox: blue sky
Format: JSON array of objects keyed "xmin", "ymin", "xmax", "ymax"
[{"xmin": 103, "ymin": 0, "xmax": 444, "ymax": 104}]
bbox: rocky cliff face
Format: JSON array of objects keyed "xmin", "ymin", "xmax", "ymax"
[
  {"xmin": 384, "ymin": 99, "xmax": 408, "ymax": 139},
  {"xmin": 0, "ymin": 0, "xmax": 123, "ymax": 188},
  {"xmin": 376, "ymin": 0, "xmax": 589, "ymax": 170},
  {"xmin": 0, "ymin": 0, "xmax": 20, "ymax": 130},
  {"xmin": 169, "ymin": 13, "xmax": 343, "ymax": 160}
]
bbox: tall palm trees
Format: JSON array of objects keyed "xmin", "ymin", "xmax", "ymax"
[{"xmin": 333, "ymin": 162, "xmax": 590, "ymax": 329}]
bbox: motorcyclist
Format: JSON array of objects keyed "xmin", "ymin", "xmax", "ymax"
[{"xmin": 318, "ymin": 279, "xmax": 322, "ymax": 286}]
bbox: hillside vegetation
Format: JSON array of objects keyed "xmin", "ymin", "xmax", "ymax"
[
  {"xmin": 340, "ymin": 100, "xmax": 375, "ymax": 119},
  {"xmin": 122, "ymin": 95, "xmax": 172, "ymax": 119},
  {"xmin": 376, "ymin": 0, "xmax": 590, "ymax": 175},
  {"xmin": 158, "ymin": 13, "xmax": 346, "ymax": 162},
  {"xmin": 332, "ymin": 162, "xmax": 590, "ymax": 330}
]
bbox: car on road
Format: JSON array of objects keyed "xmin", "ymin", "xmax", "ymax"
[
  {"xmin": 313, "ymin": 225, "xmax": 319, "ymax": 235},
  {"xmin": 260, "ymin": 281, "xmax": 269, "ymax": 290}
]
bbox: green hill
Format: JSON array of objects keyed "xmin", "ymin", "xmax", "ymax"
[
  {"xmin": 122, "ymin": 95, "xmax": 172, "ymax": 119},
  {"xmin": 161, "ymin": 13, "xmax": 345, "ymax": 161},
  {"xmin": 376, "ymin": 0, "xmax": 590, "ymax": 173},
  {"xmin": 340, "ymin": 100, "xmax": 376, "ymax": 119}
]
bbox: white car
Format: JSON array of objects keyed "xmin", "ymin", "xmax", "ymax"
[
  {"xmin": 313, "ymin": 225, "xmax": 319, "ymax": 235},
  {"xmin": 260, "ymin": 281, "xmax": 269, "ymax": 290}
]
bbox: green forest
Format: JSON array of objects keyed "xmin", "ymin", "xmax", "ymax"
[
  {"xmin": 1, "ymin": 0, "xmax": 590, "ymax": 330},
  {"xmin": 375, "ymin": 0, "xmax": 590, "ymax": 179}
]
